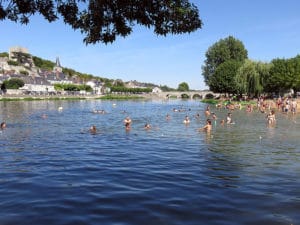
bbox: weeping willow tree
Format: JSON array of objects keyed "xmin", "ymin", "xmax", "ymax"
[{"xmin": 235, "ymin": 60, "xmax": 264, "ymax": 98}]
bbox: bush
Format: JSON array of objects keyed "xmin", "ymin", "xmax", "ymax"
[
  {"xmin": 1, "ymin": 78, "xmax": 25, "ymax": 89},
  {"xmin": 7, "ymin": 60, "xmax": 19, "ymax": 66},
  {"xmin": 20, "ymin": 70, "xmax": 29, "ymax": 76},
  {"xmin": 54, "ymin": 83, "xmax": 93, "ymax": 92}
]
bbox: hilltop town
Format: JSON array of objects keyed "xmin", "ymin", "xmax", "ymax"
[{"xmin": 0, "ymin": 46, "xmax": 162, "ymax": 96}]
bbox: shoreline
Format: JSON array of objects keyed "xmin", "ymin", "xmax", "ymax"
[{"xmin": 0, "ymin": 94, "xmax": 150, "ymax": 101}]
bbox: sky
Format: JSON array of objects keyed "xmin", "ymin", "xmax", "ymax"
[{"xmin": 1, "ymin": 0, "xmax": 300, "ymax": 90}]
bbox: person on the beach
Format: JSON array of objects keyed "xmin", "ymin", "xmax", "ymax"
[{"xmin": 198, "ymin": 119, "xmax": 212, "ymax": 132}]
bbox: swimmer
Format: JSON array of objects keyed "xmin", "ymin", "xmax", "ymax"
[
  {"xmin": 90, "ymin": 125, "xmax": 97, "ymax": 134},
  {"xmin": 211, "ymin": 112, "xmax": 217, "ymax": 126},
  {"xmin": 226, "ymin": 113, "xmax": 233, "ymax": 124},
  {"xmin": 246, "ymin": 104, "xmax": 253, "ymax": 113},
  {"xmin": 1, "ymin": 122, "xmax": 6, "ymax": 130},
  {"xmin": 144, "ymin": 123, "xmax": 151, "ymax": 130},
  {"xmin": 183, "ymin": 115, "xmax": 190, "ymax": 124},
  {"xmin": 220, "ymin": 119, "xmax": 225, "ymax": 126},
  {"xmin": 124, "ymin": 116, "xmax": 132, "ymax": 129},
  {"xmin": 166, "ymin": 114, "xmax": 171, "ymax": 120},
  {"xmin": 266, "ymin": 110, "xmax": 276, "ymax": 125},
  {"xmin": 93, "ymin": 109, "xmax": 106, "ymax": 114},
  {"xmin": 198, "ymin": 119, "xmax": 212, "ymax": 132},
  {"xmin": 205, "ymin": 105, "xmax": 210, "ymax": 117},
  {"xmin": 211, "ymin": 112, "xmax": 217, "ymax": 120}
]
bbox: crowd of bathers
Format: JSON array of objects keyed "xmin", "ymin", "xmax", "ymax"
[{"xmin": 86, "ymin": 97, "xmax": 299, "ymax": 135}]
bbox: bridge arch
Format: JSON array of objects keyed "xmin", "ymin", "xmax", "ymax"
[
  {"xmin": 181, "ymin": 93, "xmax": 190, "ymax": 99},
  {"xmin": 192, "ymin": 94, "xmax": 202, "ymax": 99}
]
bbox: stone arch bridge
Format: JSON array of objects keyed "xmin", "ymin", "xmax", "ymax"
[{"xmin": 155, "ymin": 91, "xmax": 220, "ymax": 99}]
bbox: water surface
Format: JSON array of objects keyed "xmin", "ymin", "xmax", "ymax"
[{"xmin": 0, "ymin": 100, "xmax": 300, "ymax": 225}]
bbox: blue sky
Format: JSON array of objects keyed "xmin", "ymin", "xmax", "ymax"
[{"xmin": 1, "ymin": 0, "xmax": 300, "ymax": 90}]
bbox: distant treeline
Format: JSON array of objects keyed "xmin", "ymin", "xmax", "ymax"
[
  {"xmin": 54, "ymin": 83, "xmax": 93, "ymax": 92},
  {"xmin": 110, "ymin": 86, "xmax": 152, "ymax": 93}
]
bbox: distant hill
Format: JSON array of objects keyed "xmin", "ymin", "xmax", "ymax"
[{"xmin": 0, "ymin": 51, "xmax": 167, "ymax": 89}]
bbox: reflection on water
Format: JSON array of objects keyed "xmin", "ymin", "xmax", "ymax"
[{"xmin": 0, "ymin": 100, "xmax": 300, "ymax": 225}]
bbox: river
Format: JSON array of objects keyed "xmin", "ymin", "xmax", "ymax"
[{"xmin": 0, "ymin": 99, "xmax": 299, "ymax": 225}]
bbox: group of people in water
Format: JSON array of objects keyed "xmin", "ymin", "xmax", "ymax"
[
  {"xmin": 87, "ymin": 103, "xmax": 238, "ymax": 135},
  {"xmin": 2, "ymin": 97, "xmax": 296, "ymax": 136},
  {"xmin": 115, "ymin": 97, "xmax": 297, "ymax": 134}
]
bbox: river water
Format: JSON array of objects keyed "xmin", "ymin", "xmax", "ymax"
[{"xmin": 0, "ymin": 99, "xmax": 300, "ymax": 225}]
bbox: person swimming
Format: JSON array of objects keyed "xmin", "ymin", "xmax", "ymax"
[
  {"xmin": 183, "ymin": 115, "xmax": 190, "ymax": 124},
  {"xmin": 144, "ymin": 123, "xmax": 151, "ymax": 130},
  {"xmin": 1, "ymin": 122, "xmax": 6, "ymax": 130},
  {"xmin": 226, "ymin": 113, "xmax": 234, "ymax": 124},
  {"xmin": 89, "ymin": 125, "xmax": 97, "ymax": 134},
  {"xmin": 93, "ymin": 109, "xmax": 106, "ymax": 114},
  {"xmin": 198, "ymin": 119, "xmax": 212, "ymax": 132},
  {"xmin": 124, "ymin": 116, "xmax": 132, "ymax": 129},
  {"xmin": 205, "ymin": 105, "xmax": 211, "ymax": 117},
  {"xmin": 166, "ymin": 114, "xmax": 171, "ymax": 120}
]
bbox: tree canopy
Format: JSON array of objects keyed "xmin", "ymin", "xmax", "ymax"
[
  {"xmin": 209, "ymin": 60, "xmax": 241, "ymax": 94},
  {"xmin": 202, "ymin": 35, "xmax": 300, "ymax": 97},
  {"xmin": 1, "ymin": 78, "xmax": 25, "ymax": 90},
  {"xmin": 202, "ymin": 36, "xmax": 248, "ymax": 88},
  {"xmin": 177, "ymin": 82, "xmax": 189, "ymax": 91},
  {"xmin": 0, "ymin": 0, "xmax": 202, "ymax": 44}
]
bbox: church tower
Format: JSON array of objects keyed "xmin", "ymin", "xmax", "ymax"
[{"xmin": 53, "ymin": 57, "xmax": 63, "ymax": 73}]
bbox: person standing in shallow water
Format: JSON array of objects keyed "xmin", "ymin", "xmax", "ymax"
[
  {"xmin": 205, "ymin": 105, "xmax": 211, "ymax": 117},
  {"xmin": 183, "ymin": 115, "xmax": 190, "ymax": 124},
  {"xmin": 124, "ymin": 116, "xmax": 132, "ymax": 130},
  {"xmin": 198, "ymin": 119, "xmax": 212, "ymax": 132},
  {"xmin": 226, "ymin": 113, "xmax": 233, "ymax": 124}
]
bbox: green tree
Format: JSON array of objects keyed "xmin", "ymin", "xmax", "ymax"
[
  {"xmin": 0, "ymin": 0, "xmax": 202, "ymax": 44},
  {"xmin": 209, "ymin": 60, "xmax": 242, "ymax": 94},
  {"xmin": 1, "ymin": 78, "xmax": 25, "ymax": 89},
  {"xmin": 177, "ymin": 82, "xmax": 189, "ymax": 91},
  {"xmin": 159, "ymin": 85, "xmax": 175, "ymax": 91},
  {"xmin": 288, "ymin": 55, "xmax": 300, "ymax": 92},
  {"xmin": 202, "ymin": 36, "xmax": 248, "ymax": 90},
  {"xmin": 265, "ymin": 58, "xmax": 294, "ymax": 94},
  {"xmin": 255, "ymin": 61, "xmax": 271, "ymax": 94},
  {"xmin": 235, "ymin": 60, "xmax": 264, "ymax": 97}
]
